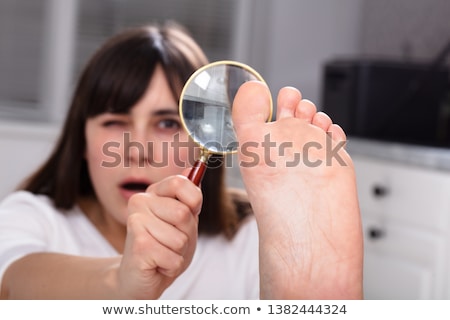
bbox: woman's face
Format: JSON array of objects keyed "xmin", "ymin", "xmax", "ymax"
[{"xmin": 84, "ymin": 64, "xmax": 197, "ymax": 225}]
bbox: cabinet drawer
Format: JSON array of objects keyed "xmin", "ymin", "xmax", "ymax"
[
  {"xmin": 354, "ymin": 156, "xmax": 450, "ymax": 231},
  {"xmin": 353, "ymin": 157, "xmax": 388, "ymax": 214},
  {"xmin": 362, "ymin": 218, "xmax": 446, "ymax": 299}
]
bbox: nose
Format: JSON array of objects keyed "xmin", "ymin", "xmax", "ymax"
[{"xmin": 123, "ymin": 130, "xmax": 152, "ymax": 167}]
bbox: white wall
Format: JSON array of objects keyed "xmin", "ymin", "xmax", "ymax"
[
  {"xmin": 245, "ymin": 0, "xmax": 364, "ymax": 106},
  {"xmin": 0, "ymin": 121, "xmax": 58, "ymax": 200},
  {"xmin": 360, "ymin": 0, "xmax": 450, "ymax": 62}
]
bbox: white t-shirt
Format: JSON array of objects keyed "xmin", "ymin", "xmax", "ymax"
[{"xmin": 0, "ymin": 191, "xmax": 259, "ymax": 299}]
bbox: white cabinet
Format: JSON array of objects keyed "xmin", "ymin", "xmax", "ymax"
[{"xmin": 352, "ymin": 154, "xmax": 450, "ymax": 299}]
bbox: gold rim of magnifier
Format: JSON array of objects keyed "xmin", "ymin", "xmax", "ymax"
[{"xmin": 179, "ymin": 60, "xmax": 273, "ymax": 156}]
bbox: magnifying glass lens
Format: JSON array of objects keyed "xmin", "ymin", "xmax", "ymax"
[{"xmin": 179, "ymin": 61, "xmax": 272, "ymax": 185}]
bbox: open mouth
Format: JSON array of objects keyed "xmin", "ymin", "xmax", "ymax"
[{"xmin": 120, "ymin": 182, "xmax": 150, "ymax": 193}]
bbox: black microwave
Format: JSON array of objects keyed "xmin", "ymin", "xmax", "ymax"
[{"xmin": 321, "ymin": 59, "xmax": 450, "ymax": 147}]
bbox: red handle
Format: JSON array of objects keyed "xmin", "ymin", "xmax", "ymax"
[{"xmin": 187, "ymin": 159, "xmax": 207, "ymax": 186}]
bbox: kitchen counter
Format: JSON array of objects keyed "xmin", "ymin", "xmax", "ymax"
[{"xmin": 346, "ymin": 137, "xmax": 450, "ymax": 172}]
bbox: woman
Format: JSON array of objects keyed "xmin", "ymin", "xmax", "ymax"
[
  {"xmin": 0, "ymin": 22, "xmax": 363, "ymax": 300},
  {"xmin": 0, "ymin": 22, "xmax": 258, "ymax": 299}
]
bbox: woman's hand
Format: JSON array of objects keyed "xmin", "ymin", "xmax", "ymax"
[{"xmin": 118, "ymin": 174, "xmax": 202, "ymax": 299}]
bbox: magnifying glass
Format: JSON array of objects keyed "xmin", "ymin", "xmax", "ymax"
[{"xmin": 179, "ymin": 60, "xmax": 273, "ymax": 186}]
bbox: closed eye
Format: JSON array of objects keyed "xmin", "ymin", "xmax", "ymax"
[
  {"xmin": 101, "ymin": 118, "xmax": 128, "ymax": 127},
  {"xmin": 102, "ymin": 120, "xmax": 122, "ymax": 126}
]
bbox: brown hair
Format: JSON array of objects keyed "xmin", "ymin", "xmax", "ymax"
[{"xmin": 20, "ymin": 22, "xmax": 250, "ymax": 239}]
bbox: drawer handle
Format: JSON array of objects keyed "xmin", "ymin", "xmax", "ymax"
[
  {"xmin": 368, "ymin": 227, "xmax": 385, "ymax": 240},
  {"xmin": 373, "ymin": 185, "xmax": 388, "ymax": 197}
]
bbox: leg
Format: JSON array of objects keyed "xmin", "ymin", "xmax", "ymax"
[{"xmin": 232, "ymin": 82, "xmax": 363, "ymax": 299}]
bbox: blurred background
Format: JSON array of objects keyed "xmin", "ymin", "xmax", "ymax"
[{"xmin": 0, "ymin": 0, "xmax": 450, "ymax": 299}]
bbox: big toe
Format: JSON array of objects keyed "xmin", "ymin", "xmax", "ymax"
[{"xmin": 232, "ymin": 81, "xmax": 272, "ymax": 142}]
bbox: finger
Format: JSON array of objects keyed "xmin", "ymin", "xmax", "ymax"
[
  {"xmin": 128, "ymin": 209, "xmax": 190, "ymax": 256},
  {"xmin": 181, "ymin": 167, "xmax": 192, "ymax": 178},
  {"xmin": 148, "ymin": 175, "xmax": 203, "ymax": 216},
  {"xmin": 126, "ymin": 213, "xmax": 186, "ymax": 278},
  {"xmin": 147, "ymin": 196, "xmax": 198, "ymax": 247},
  {"xmin": 128, "ymin": 190, "xmax": 199, "ymax": 242},
  {"xmin": 276, "ymin": 87, "xmax": 302, "ymax": 119}
]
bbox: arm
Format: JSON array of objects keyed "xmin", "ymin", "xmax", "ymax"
[
  {"xmin": 1, "ymin": 253, "xmax": 121, "ymax": 299},
  {"xmin": 1, "ymin": 175, "xmax": 202, "ymax": 300}
]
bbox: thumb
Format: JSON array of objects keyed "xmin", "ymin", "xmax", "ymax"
[
  {"xmin": 232, "ymin": 81, "xmax": 272, "ymax": 136},
  {"xmin": 181, "ymin": 167, "xmax": 192, "ymax": 178},
  {"xmin": 181, "ymin": 167, "xmax": 203, "ymax": 189}
]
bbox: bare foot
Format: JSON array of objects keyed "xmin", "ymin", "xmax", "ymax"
[{"xmin": 232, "ymin": 81, "xmax": 363, "ymax": 299}]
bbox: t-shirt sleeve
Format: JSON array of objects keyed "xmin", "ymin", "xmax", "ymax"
[{"xmin": 0, "ymin": 191, "xmax": 53, "ymax": 288}]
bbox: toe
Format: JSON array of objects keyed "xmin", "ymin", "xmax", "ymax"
[
  {"xmin": 232, "ymin": 81, "xmax": 272, "ymax": 136},
  {"xmin": 312, "ymin": 111, "xmax": 333, "ymax": 132},
  {"xmin": 295, "ymin": 99, "xmax": 317, "ymax": 123},
  {"xmin": 276, "ymin": 87, "xmax": 302, "ymax": 119},
  {"xmin": 327, "ymin": 124, "xmax": 347, "ymax": 142}
]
